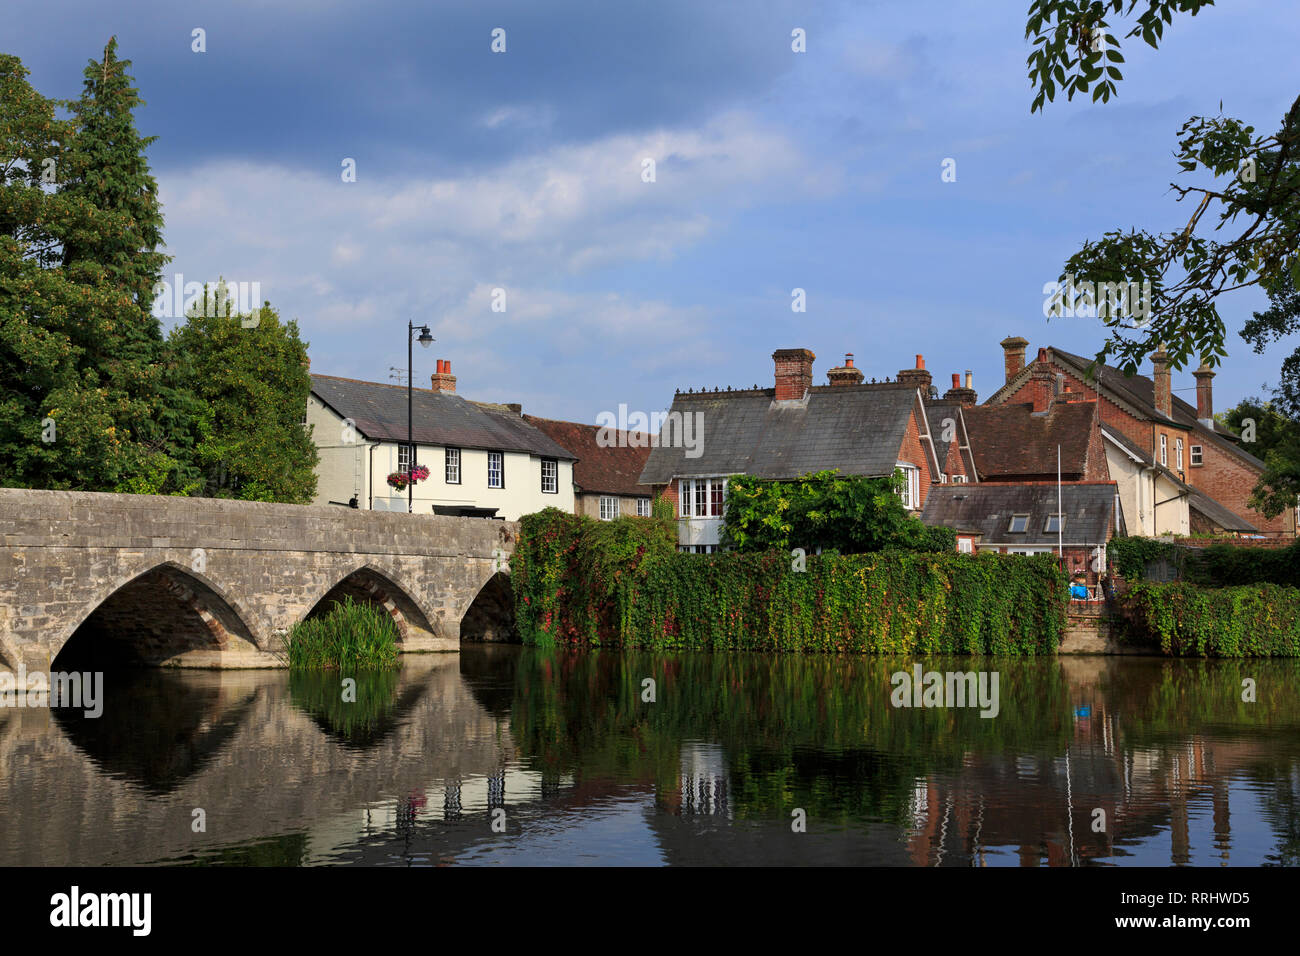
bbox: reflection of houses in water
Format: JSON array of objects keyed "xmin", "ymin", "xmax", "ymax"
[
  {"xmin": 677, "ymin": 742, "xmax": 730, "ymax": 818},
  {"xmin": 901, "ymin": 705, "xmax": 1293, "ymax": 866}
]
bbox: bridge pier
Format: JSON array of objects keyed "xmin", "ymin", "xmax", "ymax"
[{"xmin": 0, "ymin": 489, "xmax": 517, "ymax": 671}]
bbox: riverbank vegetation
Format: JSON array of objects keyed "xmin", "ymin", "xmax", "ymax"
[
  {"xmin": 511, "ymin": 507, "xmax": 1066, "ymax": 654},
  {"xmin": 1122, "ymin": 581, "xmax": 1300, "ymax": 657},
  {"xmin": 285, "ymin": 596, "xmax": 399, "ymax": 670}
]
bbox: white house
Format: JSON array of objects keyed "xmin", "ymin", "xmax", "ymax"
[{"xmin": 307, "ymin": 369, "xmax": 575, "ymax": 520}]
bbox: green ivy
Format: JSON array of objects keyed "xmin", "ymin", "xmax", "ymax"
[
  {"xmin": 1110, "ymin": 535, "xmax": 1300, "ymax": 587},
  {"xmin": 1123, "ymin": 581, "xmax": 1300, "ymax": 656},
  {"xmin": 513, "ymin": 510, "xmax": 1067, "ymax": 655}
]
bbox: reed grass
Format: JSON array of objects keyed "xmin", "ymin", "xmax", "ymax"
[{"xmin": 286, "ymin": 595, "xmax": 400, "ymax": 670}]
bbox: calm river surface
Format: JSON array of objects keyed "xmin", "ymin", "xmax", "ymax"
[{"xmin": 1, "ymin": 646, "xmax": 1297, "ymax": 866}]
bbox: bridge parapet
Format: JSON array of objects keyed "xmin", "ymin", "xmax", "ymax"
[{"xmin": 0, "ymin": 489, "xmax": 518, "ymax": 671}]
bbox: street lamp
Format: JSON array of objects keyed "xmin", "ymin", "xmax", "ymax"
[{"xmin": 408, "ymin": 321, "xmax": 434, "ymax": 514}]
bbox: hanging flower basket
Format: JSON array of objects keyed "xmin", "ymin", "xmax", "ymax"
[{"xmin": 387, "ymin": 464, "xmax": 430, "ymax": 491}]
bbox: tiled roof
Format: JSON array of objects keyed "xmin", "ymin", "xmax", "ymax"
[
  {"xmin": 921, "ymin": 482, "xmax": 1117, "ymax": 545},
  {"xmin": 523, "ymin": 415, "xmax": 652, "ymax": 496},
  {"xmin": 638, "ymin": 384, "xmax": 924, "ymax": 484},
  {"xmin": 309, "ymin": 374, "xmax": 575, "ymax": 460},
  {"xmin": 962, "ymin": 401, "xmax": 1099, "ymax": 479},
  {"xmin": 1043, "ymin": 349, "xmax": 1266, "ymax": 471}
]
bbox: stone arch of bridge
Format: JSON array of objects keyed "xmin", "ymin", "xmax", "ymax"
[
  {"xmin": 302, "ymin": 563, "xmax": 439, "ymax": 645},
  {"xmin": 459, "ymin": 569, "xmax": 517, "ymax": 643},
  {"xmin": 52, "ymin": 560, "xmax": 261, "ymax": 668}
]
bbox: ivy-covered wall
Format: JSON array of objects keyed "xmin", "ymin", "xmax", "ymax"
[
  {"xmin": 1121, "ymin": 581, "xmax": 1300, "ymax": 656},
  {"xmin": 512, "ymin": 508, "xmax": 1067, "ymax": 655},
  {"xmin": 1109, "ymin": 535, "xmax": 1300, "ymax": 587}
]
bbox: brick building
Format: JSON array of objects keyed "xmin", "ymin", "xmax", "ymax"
[{"xmin": 985, "ymin": 339, "xmax": 1295, "ymax": 537}]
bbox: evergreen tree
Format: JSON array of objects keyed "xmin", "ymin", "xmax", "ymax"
[{"xmin": 166, "ymin": 287, "xmax": 320, "ymax": 504}]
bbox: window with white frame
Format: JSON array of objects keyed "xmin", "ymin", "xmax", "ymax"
[
  {"xmin": 541, "ymin": 458, "xmax": 557, "ymax": 494},
  {"xmin": 487, "ymin": 451, "xmax": 504, "ymax": 488},
  {"xmin": 1190, "ymin": 444, "xmax": 1203, "ymax": 466},
  {"xmin": 957, "ymin": 537, "xmax": 973, "ymax": 554},
  {"xmin": 1008, "ymin": 514, "xmax": 1029, "ymax": 533},
  {"xmin": 599, "ymin": 496, "xmax": 620, "ymax": 520},
  {"xmin": 897, "ymin": 465, "xmax": 921, "ymax": 510},
  {"xmin": 678, "ymin": 478, "xmax": 727, "ymax": 518},
  {"xmin": 1159, "ymin": 434, "xmax": 1168, "ymax": 466},
  {"xmin": 398, "ymin": 444, "xmax": 411, "ymax": 472},
  {"xmin": 1044, "ymin": 513, "xmax": 1064, "ymax": 534},
  {"xmin": 1175, "ymin": 437, "xmax": 1184, "ymax": 471},
  {"xmin": 636, "ymin": 497, "xmax": 651, "ymax": 517},
  {"xmin": 445, "ymin": 447, "xmax": 461, "ymax": 484},
  {"xmin": 951, "ymin": 474, "xmax": 968, "ymax": 483}
]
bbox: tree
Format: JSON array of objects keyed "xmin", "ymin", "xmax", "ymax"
[
  {"xmin": 0, "ymin": 44, "xmax": 193, "ymax": 493},
  {"xmin": 1217, "ymin": 275, "xmax": 1300, "ymax": 517},
  {"xmin": 1025, "ymin": 2, "xmax": 1300, "ymax": 380},
  {"xmin": 721, "ymin": 470, "xmax": 953, "ymax": 554},
  {"xmin": 166, "ymin": 287, "xmax": 319, "ymax": 503}
]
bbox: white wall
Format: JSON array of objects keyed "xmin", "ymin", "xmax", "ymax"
[
  {"xmin": 308, "ymin": 398, "xmax": 573, "ymax": 520},
  {"xmin": 1104, "ymin": 444, "xmax": 1189, "ymax": 536}
]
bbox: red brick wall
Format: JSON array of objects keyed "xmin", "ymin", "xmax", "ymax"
[
  {"xmin": 898, "ymin": 411, "xmax": 935, "ymax": 509},
  {"xmin": 1190, "ymin": 439, "xmax": 1294, "ymax": 535},
  {"xmin": 1181, "ymin": 535, "xmax": 1295, "ymax": 549},
  {"xmin": 1083, "ymin": 404, "xmax": 1110, "ymax": 481}
]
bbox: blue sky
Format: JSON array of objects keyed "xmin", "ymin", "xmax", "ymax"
[{"xmin": 8, "ymin": 0, "xmax": 1299, "ymax": 422}]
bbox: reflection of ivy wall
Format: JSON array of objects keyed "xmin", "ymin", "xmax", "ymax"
[
  {"xmin": 508, "ymin": 649, "xmax": 1078, "ymax": 824},
  {"xmin": 512, "ymin": 509, "xmax": 1067, "ymax": 655}
]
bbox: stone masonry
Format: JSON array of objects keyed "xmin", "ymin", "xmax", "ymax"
[{"xmin": 0, "ymin": 489, "xmax": 516, "ymax": 671}]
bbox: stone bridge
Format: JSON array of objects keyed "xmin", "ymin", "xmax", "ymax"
[{"xmin": 0, "ymin": 489, "xmax": 517, "ymax": 671}]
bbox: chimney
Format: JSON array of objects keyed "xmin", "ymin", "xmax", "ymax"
[
  {"xmin": 431, "ymin": 359, "xmax": 457, "ymax": 394},
  {"xmin": 1001, "ymin": 336, "xmax": 1029, "ymax": 383},
  {"xmin": 1029, "ymin": 347, "xmax": 1055, "ymax": 413},
  {"xmin": 827, "ymin": 352, "xmax": 865, "ymax": 386},
  {"xmin": 1194, "ymin": 363, "xmax": 1215, "ymax": 426},
  {"xmin": 1151, "ymin": 348, "xmax": 1171, "ymax": 419},
  {"xmin": 896, "ymin": 353, "xmax": 933, "ymax": 392},
  {"xmin": 943, "ymin": 370, "xmax": 978, "ymax": 407},
  {"xmin": 773, "ymin": 348, "xmax": 815, "ymax": 401}
]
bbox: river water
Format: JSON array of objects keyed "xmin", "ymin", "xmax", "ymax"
[{"xmin": 1, "ymin": 646, "xmax": 1296, "ymax": 866}]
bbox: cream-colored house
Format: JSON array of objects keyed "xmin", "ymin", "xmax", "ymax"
[
  {"xmin": 307, "ymin": 372, "xmax": 575, "ymax": 520},
  {"xmin": 1102, "ymin": 427, "xmax": 1190, "ymax": 536}
]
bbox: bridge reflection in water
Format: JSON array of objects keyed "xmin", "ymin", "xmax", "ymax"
[{"xmin": 0, "ymin": 649, "xmax": 1297, "ymax": 866}]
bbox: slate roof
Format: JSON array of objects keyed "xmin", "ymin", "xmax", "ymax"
[
  {"xmin": 523, "ymin": 415, "xmax": 652, "ymax": 496},
  {"xmin": 1186, "ymin": 486, "xmax": 1260, "ymax": 533},
  {"xmin": 309, "ymin": 375, "xmax": 576, "ymax": 460},
  {"xmin": 962, "ymin": 401, "xmax": 1100, "ymax": 479},
  {"xmin": 639, "ymin": 384, "xmax": 926, "ymax": 484},
  {"xmin": 921, "ymin": 482, "xmax": 1117, "ymax": 545},
  {"xmin": 1033, "ymin": 348, "xmax": 1265, "ymax": 471}
]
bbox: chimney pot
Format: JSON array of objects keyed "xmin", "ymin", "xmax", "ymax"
[
  {"xmin": 846, "ymin": 353, "xmax": 855, "ymax": 368},
  {"xmin": 965, "ymin": 370, "xmax": 973, "ymax": 389},
  {"xmin": 952, "ymin": 373, "xmax": 961, "ymax": 388},
  {"xmin": 916, "ymin": 354, "xmax": 925, "ymax": 370},
  {"xmin": 431, "ymin": 359, "xmax": 457, "ymax": 394}
]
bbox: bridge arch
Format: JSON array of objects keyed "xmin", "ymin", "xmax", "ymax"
[
  {"xmin": 53, "ymin": 561, "xmax": 260, "ymax": 668},
  {"xmin": 459, "ymin": 570, "xmax": 517, "ymax": 642},
  {"xmin": 301, "ymin": 563, "xmax": 439, "ymax": 646}
]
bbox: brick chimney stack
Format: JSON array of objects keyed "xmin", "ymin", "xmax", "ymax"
[
  {"xmin": 896, "ymin": 354, "xmax": 933, "ymax": 392},
  {"xmin": 1001, "ymin": 336, "xmax": 1029, "ymax": 384},
  {"xmin": 827, "ymin": 352, "xmax": 865, "ymax": 386},
  {"xmin": 1151, "ymin": 348, "xmax": 1172, "ymax": 419},
  {"xmin": 431, "ymin": 359, "xmax": 457, "ymax": 394},
  {"xmin": 943, "ymin": 370, "xmax": 978, "ymax": 407},
  {"xmin": 1194, "ymin": 363, "xmax": 1215, "ymax": 426},
  {"xmin": 1029, "ymin": 347, "xmax": 1056, "ymax": 413},
  {"xmin": 773, "ymin": 348, "xmax": 815, "ymax": 400}
]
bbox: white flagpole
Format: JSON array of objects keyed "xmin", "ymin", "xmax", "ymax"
[{"xmin": 1058, "ymin": 444, "xmax": 1064, "ymax": 559}]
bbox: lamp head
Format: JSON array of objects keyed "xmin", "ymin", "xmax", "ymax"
[{"xmin": 417, "ymin": 326, "xmax": 434, "ymax": 348}]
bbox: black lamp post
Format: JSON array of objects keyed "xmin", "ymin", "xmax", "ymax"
[{"xmin": 408, "ymin": 321, "xmax": 434, "ymax": 514}]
